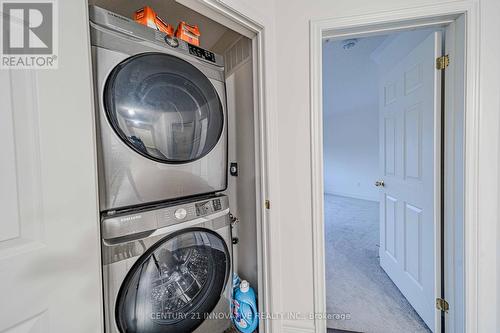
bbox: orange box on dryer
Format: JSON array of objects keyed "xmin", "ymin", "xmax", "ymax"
[
  {"xmin": 134, "ymin": 6, "xmax": 174, "ymax": 36},
  {"xmin": 175, "ymin": 21, "xmax": 201, "ymax": 46}
]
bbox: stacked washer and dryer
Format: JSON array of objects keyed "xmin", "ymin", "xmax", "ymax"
[{"xmin": 90, "ymin": 6, "xmax": 233, "ymax": 333}]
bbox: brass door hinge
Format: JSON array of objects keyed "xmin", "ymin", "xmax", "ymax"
[
  {"xmin": 436, "ymin": 297, "xmax": 449, "ymax": 312},
  {"xmin": 265, "ymin": 200, "xmax": 270, "ymax": 209},
  {"xmin": 436, "ymin": 55, "xmax": 450, "ymax": 70}
]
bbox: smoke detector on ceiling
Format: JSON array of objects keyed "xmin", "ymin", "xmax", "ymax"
[{"xmin": 342, "ymin": 38, "xmax": 358, "ymax": 50}]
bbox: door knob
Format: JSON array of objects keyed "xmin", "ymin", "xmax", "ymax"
[{"xmin": 375, "ymin": 180, "xmax": 385, "ymax": 187}]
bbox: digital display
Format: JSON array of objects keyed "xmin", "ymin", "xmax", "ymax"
[
  {"xmin": 195, "ymin": 201, "xmax": 212, "ymax": 216},
  {"xmin": 188, "ymin": 44, "xmax": 216, "ymax": 63}
]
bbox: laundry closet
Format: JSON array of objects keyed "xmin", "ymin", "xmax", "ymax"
[{"xmin": 87, "ymin": 0, "xmax": 261, "ymax": 332}]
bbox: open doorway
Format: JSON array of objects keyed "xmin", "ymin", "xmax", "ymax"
[{"xmin": 322, "ymin": 23, "xmax": 464, "ymax": 333}]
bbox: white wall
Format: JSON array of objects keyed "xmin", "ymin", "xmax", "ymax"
[
  {"xmin": 271, "ymin": 0, "xmax": 500, "ymax": 332},
  {"xmin": 322, "ymin": 38, "xmax": 381, "ymax": 201},
  {"xmin": 225, "ymin": 56, "xmax": 259, "ymax": 289},
  {"xmin": 323, "ymin": 110, "xmax": 379, "ymax": 201},
  {"xmin": 14, "ymin": 0, "xmax": 498, "ymax": 332},
  {"xmin": 79, "ymin": 0, "xmax": 500, "ymax": 332}
]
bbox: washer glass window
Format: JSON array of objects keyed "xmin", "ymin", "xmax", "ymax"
[
  {"xmin": 115, "ymin": 228, "xmax": 230, "ymax": 333},
  {"xmin": 104, "ymin": 53, "xmax": 224, "ymax": 164}
]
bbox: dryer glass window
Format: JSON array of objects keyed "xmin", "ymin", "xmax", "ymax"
[
  {"xmin": 115, "ymin": 228, "xmax": 230, "ymax": 333},
  {"xmin": 104, "ymin": 53, "xmax": 224, "ymax": 163}
]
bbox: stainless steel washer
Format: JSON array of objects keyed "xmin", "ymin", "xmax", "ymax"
[
  {"xmin": 101, "ymin": 195, "xmax": 232, "ymax": 333},
  {"xmin": 90, "ymin": 6, "xmax": 227, "ymax": 212}
]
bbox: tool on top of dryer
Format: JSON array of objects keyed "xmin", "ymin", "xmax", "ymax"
[
  {"xmin": 175, "ymin": 21, "xmax": 201, "ymax": 46},
  {"xmin": 133, "ymin": 6, "xmax": 174, "ymax": 36}
]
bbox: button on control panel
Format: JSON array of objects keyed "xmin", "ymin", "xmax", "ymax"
[
  {"xmin": 174, "ymin": 208, "xmax": 187, "ymax": 220},
  {"xmin": 195, "ymin": 200, "xmax": 212, "ymax": 216},
  {"xmin": 164, "ymin": 35, "xmax": 179, "ymax": 48},
  {"xmin": 213, "ymin": 198, "xmax": 222, "ymax": 211}
]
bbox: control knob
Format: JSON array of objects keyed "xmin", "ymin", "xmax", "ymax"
[
  {"xmin": 174, "ymin": 208, "xmax": 187, "ymax": 220},
  {"xmin": 165, "ymin": 35, "xmax": 179, "ymax": 48}
]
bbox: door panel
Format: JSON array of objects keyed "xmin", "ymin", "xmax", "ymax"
[
  {"xmin": 404, "ymin": 203, "xmax": 423, "ymax": 286},
  {"xmin": 384, "ymin": 195, "xmax": 398, "ymax": 260},
  {"xmin": 404, "ymin": 103, "xmax": 422, "ymax": 180},
  {"xmin": 0, "ymin": 2, "xmax": 102, "ymax": 332},
  {"xmin": 378, "ymin": 32, "xmax": 442, "ymax": 331},
  {"xmin": 384, "ymin": 117, "xmax": 397, "ymax": 176}
]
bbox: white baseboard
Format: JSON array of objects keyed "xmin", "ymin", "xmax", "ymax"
[
  {"xmin": 282, "ymin": 320, "xmax": 316, "ymax": 333},
  {"xmin": 325, "ymin": 190, "xmax": 379, "ymax": 202}
]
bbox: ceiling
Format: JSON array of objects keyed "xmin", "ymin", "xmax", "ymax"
[
  {"xmin": 324, "ymin": 36, "xmax": 388, "ymax": 58},
  {"xmin": 322, "ymin": 35, "xmax": 387, "ymax": 116}
]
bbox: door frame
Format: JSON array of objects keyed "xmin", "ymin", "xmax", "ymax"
[
  {"xmin": 310, "ymin": 2, "xmax": 478, "ymax": 333},
  {"xmin": 171, "ymin": 1, "xmax": 281, "ymax": 332}
]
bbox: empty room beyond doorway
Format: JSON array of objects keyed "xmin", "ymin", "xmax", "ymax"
[{"xmin": 322, "ymin": 28, "xmax": 442, "ymax": 333}]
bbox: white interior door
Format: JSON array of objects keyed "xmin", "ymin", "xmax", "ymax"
[
  {"xmin": 0, "ymin": 1, "xmax": 103, "ymax": 332},
  {"xmin": 378, "ymin": 32, "xmax": 442, "ymax": 331}
]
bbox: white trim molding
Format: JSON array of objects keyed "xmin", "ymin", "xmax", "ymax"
[
  {"xmin": 310, "ymin": 2, "xmax": 481, "ymax": 332},
  {"xmin": 324, "ymin": 191, "xmax": 379, "ymax": 203},
  {"xmin": 282, "ymin": 320, "xmax": 316, "ymax": 333}
]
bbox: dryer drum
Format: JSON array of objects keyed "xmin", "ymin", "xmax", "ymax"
[
  {"xmin": 104, "ymin": 52, "xmax": 224, "ymax": 164},
  {"xmin": 115, "ymin": 228, "xmax": 230, "ymax": 333}
]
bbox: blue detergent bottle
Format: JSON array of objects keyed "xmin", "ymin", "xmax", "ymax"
[{"xmin": 232, "ymin": 279, "xmax": 259, "ymax": 333}]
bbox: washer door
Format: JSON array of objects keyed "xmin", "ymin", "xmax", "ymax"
[
  {"xmin": 115, "ymin": 228, "xmax": 230, "ymax": 333},
  {"xmin": 104, "ymin": 53, "xmax": 224, "ymax": 164}
]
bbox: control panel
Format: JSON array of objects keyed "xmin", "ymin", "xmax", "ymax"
[
  {"xmin": 102, "ymin": 195, "xmax": 228, "ymax": 240},
  {"xmin": 188, "ymin": 44, "xmax": 216, "ymax": 63}
]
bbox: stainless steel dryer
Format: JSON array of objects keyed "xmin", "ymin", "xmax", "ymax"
[
  {"xmin": 101, "ymin": 195, "xmax": 232, "ymax": 333},
  {"xmin": 89, "ymin": 6, "xmax": 227, "ymax": 212}
]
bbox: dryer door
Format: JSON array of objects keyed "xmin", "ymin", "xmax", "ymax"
[
  {"xmin": 115, "ymin": 228, "xmax": 230, "ymax": 333},
  {"xmin": 104, "ymin": 52, "xmax": 224, "ymax": 164}
]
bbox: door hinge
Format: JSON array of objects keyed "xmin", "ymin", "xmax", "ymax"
[
  {"xmin": 265, "ymin": 200, "xmax": 270, "ymax": 209},
  {"xmin": 436, "ymin": 55, "xmax": 450, "ymax": 70},
  {"xmin": 436, "ymin": 297, "xmax": 449, "ymax": 313}
]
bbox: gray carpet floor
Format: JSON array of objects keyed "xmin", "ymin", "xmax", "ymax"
[{"xmin": 324, "ymin": 194, "xmax": 431, "ymax": 333}]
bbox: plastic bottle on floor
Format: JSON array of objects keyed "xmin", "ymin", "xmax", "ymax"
[{"xmin": 232, "ymin": 279, "xmax": 259, "ymax": 333}]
